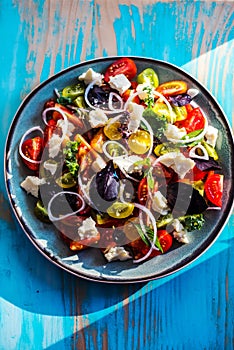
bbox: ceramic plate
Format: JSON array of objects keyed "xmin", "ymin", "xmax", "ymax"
[{"xmin": 5, "ymin": 57, "xmax": 234, "ymax": 283}]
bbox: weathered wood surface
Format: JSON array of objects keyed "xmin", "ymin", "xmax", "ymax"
[{"xmin": 0, "ymin": 1, "xmax": 233, "ymax": 349}]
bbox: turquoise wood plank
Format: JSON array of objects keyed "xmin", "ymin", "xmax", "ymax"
[{"xmin": 0, "ymin": 1, "xmax": 233, "ymax": 349}]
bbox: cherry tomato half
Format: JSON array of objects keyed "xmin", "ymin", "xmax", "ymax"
[
  {"xmin": 21, "ymin": 136, "xmax": 43, "ymax": 171},
  {"xmin": 70, "ymin": 233, "xmax": 101, "ymax": 251},
  {"xmin": 137, "ymin": 177, "xmax": 148, "ymax": 205},
  {"xmin": 157, "ymin": 230, "xmax": 173, "ymax": 252},
  {"xmin": 128, "ymin": 238, "xmax": 160, "ymax": 260},
  {"xmin": 43, "ymin": 119, "xmax": 57, "ymax": 146},
  {"xmin": 175, "ymin": 107, "xmax": 205, "ymax": 134},
  {"xmin": 104, "ymin": 58, "xmax": 137, "ymax": 82},
  {"xmin": 156, "ymin": 80, "xmax": 187, "ymax": 96},
  {"xmin": 204, "ymin": 172, "xmax": 223, "ymax": 207},
  {"xmin": 192, "ymin": 165, "xmax": 208, "ymax": 181}
]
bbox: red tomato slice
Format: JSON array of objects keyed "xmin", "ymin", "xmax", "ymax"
[
  {"xmin": 175, "ymin": 107, "xmax": 205, "ymax": 134},
  {"xmin": 204, "ymin": 172, "xmax": 223, "ymax": 207},
  {"xmin": 43, "ymin": 119, "xmax": 57, "ymax": 146},
  {"xmin": 104, "ymin": 58, "xmax": 137, "ymax": 82},
  {"xmin": 128, "ymin": 238, "xmax": 161, "ymax": 260},
  {"xmin": 21, "ymin": 136, "xmax": 43, "ymax": 171},
  {"xmin": 137, "ymin": 177, "xmax": 148, "ymax": 205},
  {"xmin": 54, "ymin": 103, "xmax": 84, "ymax": 128},
  {"xmin": 70, "ymin": 232, "xmax": 101, "ymax": 251},
  {"xmin": 156, "ymin": 80, "xmax": 187, "ymax": 96},
  {"xmin": 157, "ymin": 230, "xmax": 173, "ymax": 252},
  {"xmin": 192, "ymin": 165, "xmax": 208, "ymax": 181},
  {"xmin": 128, "ymin": 229, "xmax": 172, "ymax": 260}
]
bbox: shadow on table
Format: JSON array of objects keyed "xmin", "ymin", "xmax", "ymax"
[
  {"xmin": 44, "ymin": 238, "xmax": 233, "ymax": 350},
  {"xmin": 0, "ymin": 201, "xmax": 232, "ymax": 318}
]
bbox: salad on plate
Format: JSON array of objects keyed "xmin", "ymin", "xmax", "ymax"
[{"xmin": 19, "ymin": 57, "xmax": 223, "ymax": 264}]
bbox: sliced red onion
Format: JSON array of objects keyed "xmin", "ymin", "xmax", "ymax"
[
  {"xmin": 84, "ymin": 80, "xmax": 125, "ymax": 115},
  {"xmin": 47, "ymin": 191, "xmax": 85, "ymax": 222},
  {"xmin": 124, "ymin": 90, "xmax": 143, "ymax": 111},
  {"xmin": 139, "ymin": 210, "xmax": 158, "ymax": 250},
  {"xmin": 189, "ymin": 143, "xmax": 209, "ymax": 160},
  {"xmin": 133, "ymin": 244, "xmax": 155, "ymax": 264},
  {"xmin": 206, "ymin": 207, "xmax": 222, "ymax": 210},
  {"xmin": 108, "ymin": 92, "xmax": 124, "ymax": 111},
  {"xmin": 19, "ymin": 126, "xmax": 44, "ymax": 165},
  {"xmin": 133, "ymin": 202, "xmax": 158, "ymax": 263},
  {"xmin": 124, "ymin": 89, "xmax": 174, "ymax": 124},
  {"xmin": 84, "ymin": 80, "xmax": 98, "ymax": 110},
  {"xmin": 42, "ymin": 107, "xmax": 67, "ymax": 126}
]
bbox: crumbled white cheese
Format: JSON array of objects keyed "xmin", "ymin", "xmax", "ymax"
[
  {"xmin": 164, "ymin": 124, "xmax": 187, "ymax": 141},
  {"xmin": 205, "ymin": 125, "xmax": 218, "ymax": 147},
  {"xmin": 79, "ymin": 68, "xmax": 103, "ymax": 86},
  {"xmin": 20, "ymin": 176, "xmax": 45, "ymax": 198},
  {"xmin": 88, "ymin": 108, "xmax": 108, "ymax": 128},
  {"xmin": 172, "ymin": 219, "xmax": 189, "ymax": 244},
  {"xmin": 158, "ymin": 152, "xmax": 195, "ymax": 179},
  {"xmin": 43, "ymin": 160, "xmax": 57, "ymax": 175},
  {"xmin": 136, "ymin": 83, "xmax": 151, "ymax": 100},
  {"xmin": 48, "ymin": 134, "xmax": 62, "ymax": 158},
  {"xmin": 104, "ymin": 246, "xmax": 131, "ymax": 262},
  {"xmin": 57, "ymin": 119, "xmax": 75, "ymax": 137},
  {"xmin": 152, "ymin": 191, "xmax": 169, "ymax": 215},
  {"xmin": 113, "ymin": 155, "xmax": 142, "ymax": 173},
  {"xmin": 127, "ymin": 102, "xmax": 144, "ymax": 132},
  {"xmin": 77, "ymin": 217, "xmax": 98, "ymax": 240},
  {"xmin": 109, "ymin": 74, "xmax": 131, "ymax": 94}
]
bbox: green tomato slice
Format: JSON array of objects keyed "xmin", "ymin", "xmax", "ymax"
[
  {"xmin": 153, "ymin": 102, "xmax": 176, "ymax": 122},
  {"xmin": 137, "ymin": 68, "xmax": 159, "ymax": 88},
  {"xmin": 107, "ymin": 202, "xmax": 134, "ymax": 219},
  {"xmin": 56, "ymin": 172, "xmax": 77, "ymax": 188},
  {"xmin": 62, "ymin": 83, "xmax": 85, "ymax": 99}
]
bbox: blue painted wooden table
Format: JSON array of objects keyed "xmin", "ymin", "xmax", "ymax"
[{"xmin": 0, "ymin": 1, "xmax": 233, "ymax": 349}]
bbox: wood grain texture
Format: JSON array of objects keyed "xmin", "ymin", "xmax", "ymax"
[{"xmin": 0, "ymin": 0, "xmax": 233, "ymax": 349}]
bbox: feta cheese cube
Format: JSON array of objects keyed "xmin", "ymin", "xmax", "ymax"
[
  {"xmin": 113, "ymin": 155, "xmax": 142, "ymax": 173},
  {"xmin": 205, "ymin": 125, "xmax": 218, "ymax": 147},
  {"xmin": 164, "ymin": 124, "xmax": 187, "ymax": 141},
  {"xmin": 127, "ymin": 102, "xmax": 145, "ymax": 132},
  {"xmin": 109, "ymin": 74, "xmax": 131, "ymax": 94},
  {"xmin": 152, "ymin": 191, "xmax": 169, "ymax": 215},
  {"xmin": 136, "ymin": 83, "xmax": 151, "ymax": 100},
  {"xmin": 20, "ymin": 176, "xmax": 45, "ymax": 198},
  {"xmin": 104, "ymin": 246, "xmax": 131, "ymax": 262},
  {"xmin": 172, "ymin": 219, "xmax": 189, "ymax": 244},
  {"xmin": 158, "ymin": 152, "xmax": 195, "ymax": 179},
  {"xmin": 57, "ymin": 119, "xmax": 75, "ymax": 137},
  {"xmin": 48, "ymin": 134, "xmax": 62, "ymax": 158},
  {"xmin": 88, "ymin": 108, "xmax": 108, "ymax": 128},
  {"xmin": 77, "ymin": 217, "xmax": 98, "ymax": 240},
  {"xmin": 79, "ymin": 68, "xmax": 103, "ymax": 86}
]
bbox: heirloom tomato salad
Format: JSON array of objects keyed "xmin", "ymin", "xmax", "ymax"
[{"xmin": 20, "ymin": 58, "xmax": 223, "ymax": 263}]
